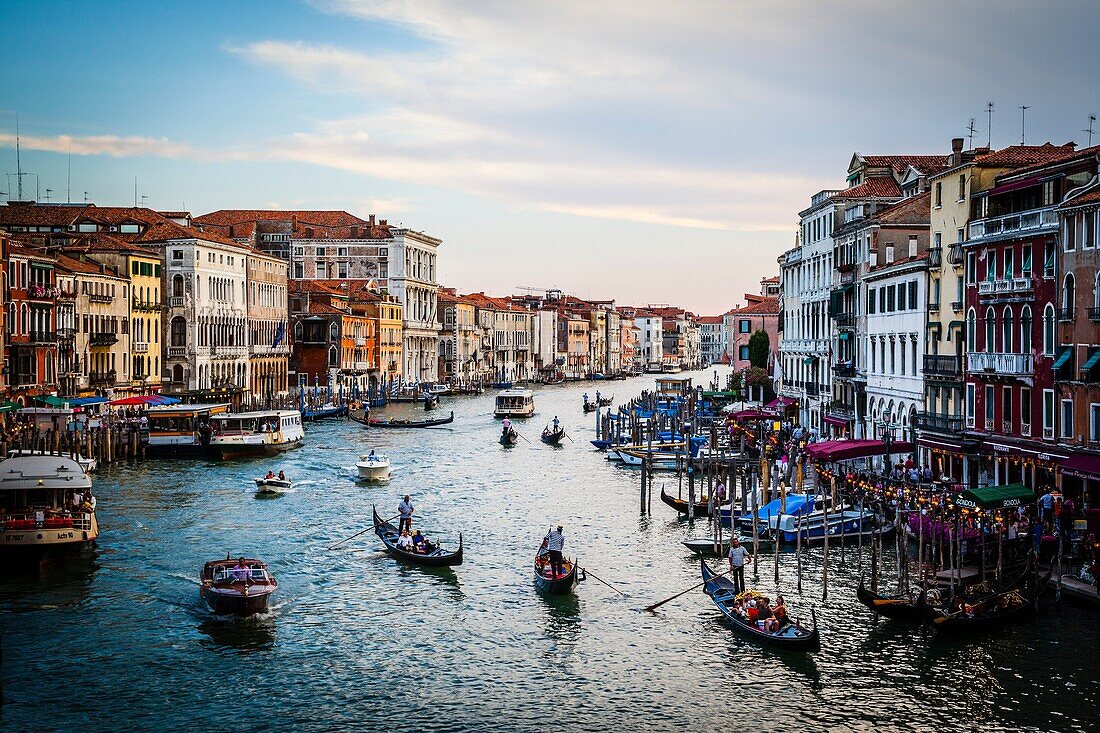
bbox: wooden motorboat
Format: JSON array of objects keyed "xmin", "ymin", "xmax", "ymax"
[
  {"xmin": 541, "ymin": 425, "xmax": 565, "ymax": 445},
  {"xmin": 682, "ymin": 536, "xmax": 773, "ymax": 556},
  {"xmin": 254, "ymin": 476, "xmax": 291, "ymax": 495},
  {"xmin": 701, "ymin": 560, "xmax": 820, "ymax": 651},
  {"xmin": 660, "ymin": 487, "xmax": 727, "ymax": 517},
  {"xmin": 534, "ymin": 550, "xmax": 580, "ymax": 594},
  {"xmin": 356, "ymin": 453, "xmax": 392, "ymax": 481},
  {"xmin": 200, "ymin": 556, "xmax": 278, "ymax": 616},
  {"xmin": 351, "ymin": 411, "xmax": 455, "ymax": 429},
  {"xmin": 372, "ymin": 506, "xmax": 462, "ymax": 567}
]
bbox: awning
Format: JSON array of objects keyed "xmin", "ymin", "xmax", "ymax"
[
  {"xmin": 804, "ymin": 438, "xmax": 915, "ymax": 462},
  {"xmin": 731, "ymin": 409, "xmax": 779, "ymax": 421},
  {"xmin": 35, "ymin": 395, "xmax": 71, "ymax": 407},
  {"xmin": 1083, "ymin": 350, "xmax": 1100, "ymax": 371},
  {"xmin": 986, "ymin": 174, "xmax": 1044, "ymax": 197},
  {"xmin": 1053, "ymin": 348, "xmax": 1073, "ymax": 369},
  {"xmin": 955, "ymin": 483, "xmax": 1035, "ymax": 510},
  {"xmin": 823, "ymin": 415, "xmax": 852, "ymax": 427},
  {"xmin": 1060, "ymin": 454, "xmax": 1100, "ymax": 480},
  {"xmin": 0, "ymin": 401, "xmax": 20, "ymax": 413},
  {"xmin": 66, "ymin": 396, "xmax": 110, "ymax": 407},
  {"xmin": 109, "ymin": 395, "xmax": 181, "ymax": 406},
  {"xmin": 766, "ymin": 396, "xmax": 798, "ymax": 409}
]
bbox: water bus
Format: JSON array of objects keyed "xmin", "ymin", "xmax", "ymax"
[
  {"xmin": 208, "ymin": 410, "xmax": 305, "ymax": 459},
  {"xmin": 494, "ymin": 388, "xmax": 535, "ymax": 418},
  {"xmin": 0, "ymin": 455, "xmax": 97, "ymax": 564},
  {"xmin": 143, "ymin": 403, "xmax": 231, "ymax": 457}
]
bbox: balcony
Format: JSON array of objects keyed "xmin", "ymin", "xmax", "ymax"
[
  {"xmin": 948, "ymin": 243, "xmax": 965, "ymax": 265},
  {"xmin": 26, "ymin": 284, "xmax": 59, "ymax": 301},
  {"xmin": 833, "ymin": 363, "xmax": 856, "ymax": 378},
  {"xmin": 133, "ymin": 341, "xmax": 149, "ymax": 354},
  {"xmin": 914, "ymin": 412, "xmax": 965, "ymax": 434},
  {"xmin": 56, "ymin": 327, "xmax": 76, "ymax": 341},
  {"xmin": 839, "ymin": 270, "xmax": 855, "ymax": 285},
  {"xmin": 804, "ymin": 383, "xmax": 820, "ymax": 397},
  {"xmin": 88, "ymin": 294, "xmax": 113, "ymax": 304},
  {"xmin": 967, "ymin": 351, "xmax": 1033, "ymax": 375},
  {"xmin": 967, "ymin": 206, "xmax": 1059, "ymax": 242},
  {"xmin": 168, "ymin": 346, "xmax": 187, "ymax": 358},
  {"xmin": 780, "ymin": 338, "xmax": 829, "ymax": 354},
  {"xmin": 834, "ymin": 313, "xmax": 856, "ymax": 329},
  {"xmin": 923, "ymin": 354, "xmax": 962, "ymax": 378},
  {"xmin": 255, "ymin": 344, "xmax": 291, "ymax": 355},
  {"xmin": 1089, "ymin": 307, "xmax": 1100, "ymax": 322},
  {"xmin": 927, "ymin": 301, "xmax": 940, "ymax": 313},
  {"xmin": 210, "ymin": 344, "xmax": 248, "ymax": 359},
  {"xmin": 984, "ymin": 418, "xmax": 995, "ymax": 432},
  {"xmin": 89, "ymin": 369, "xmax": 117, "ymax": 386},
  {"xmin": 30, "ymin": 331, "xmax": 57, "ymax": 344},
  {"xmin": 169, "ymin": 296, "xmax": 186, "ymax": 307},
  {"xmin": 131, "ymin": 298, "xmax": 162, "ymax": 312},
  {"xmin": 355, "ymin": 338, "xmax": 367, "ymax": 347},
  {"xmin": 977, "ymin": 277, "xmax": 1033, "ymax": 299},
  {"xmin": 928, "ymin": 247, "xmax": 942, "ymax": 267},
  {"xmin": 1043, "ymin": 426, "xmax": 1054, "ymax": 440},
  {"xmin": 90, "ymin": 332, "xmax": 118, "ymax": 347},
  {"xmin": 1059, "ymin": 307, "xmax": 1076, "ymax": 323},
  {"xmin": 1021, "ymin": 422, "xmax": 1031, "ymax": 437},
  {"xmin": 1002, "ymin": 421, "xmax": 1013, "ymax": 434}
]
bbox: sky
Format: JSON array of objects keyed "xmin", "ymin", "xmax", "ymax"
[{"xmin": 2, "ymin": 0, "xmax": 1099, "ymax": 314}]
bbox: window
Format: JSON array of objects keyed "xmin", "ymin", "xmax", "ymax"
[
  {"xmin": 869, "ymin": 290, "xmax": 877, "ymax": 314},
  {"xmin": 935, "ymin": 181, "xmax": 943, "ymax": 207},
  {"xmin": 966, "ymin": 252, "xmax": 976, "ymax": 284},
  {"xmin": 1042, "ymin": 180, "xmax": 1056, "ymax": 206},
  {"xmin": 908, "ymin": 281, "xmax": 917, "ymax": 310},
  {"xmin": 1064, "ymin": 273, "xmax": 1076, "ymax": 312},
  {"xmin": 987, "ymin": 251, "xmax": 997, "ymax": 282},
  {"xmin": 879, "ymin": 288, "xmax": 886, "ymax": 312},
  {"xmin": 1022, "ymin": 244, "xmax": 1032, "ymax": 276},
  {"xmin": 1091, "ymin": 403, "xmax": 1100, "ymax": 442},
  {"xmin": 1021, "ymin": 388, "xmax": 1031, "ymax": 433},
  {"xmin": 170, "ymin": 317, "xmax": 186, "ymax": 347},
  {"xmin": 985, "ymin": 385, "xmax": 995, "ymax": 422},
  {"xmin": 1084, "ymin": 212, "xmax": 1096, "ymax": 250},
  {"xmin": 1003, "ymin": 386, "xmax": 1013, "ymax": 425},
  {"xmin": 739, "ymin": 319, "xmax": 751, "ymax": 333},
  {"xmin": 1002, "ymin": 307, "xmax": 1013, "ymax": 353},
  {"xmin": 1020, "ymin": 305, "xmax": 1032, "ymax": 353},
  {"xmin": 1044, "ymin": 243, "xmax": 1056, "ymax": 277},
  {"xmin": 1061, "ymin": 399, "xmax": 1074, "ymax": 440},
  {"xmin": 1066, "ymin": 214, "xmax": 1077, "ymax": 251},
  {"xmin": 1043, "ymin": 304, "xmax": 1055, "ymax": 355},
  {"xmin": 966, "ymin": 308, "xmax": 977, "ymax": 350},
  {"xmin": 1003, "ymin": 248, "xmax": 1014, "ymax": 279},
  {"xmin": 966, "ymin": 383, "xmax": 976, "ymax": 424},
  {"xmin": 887, "ymin": 287, "xmax": 895, "ymax": 312},
  {"xmin": 958, "ymin": 174, "xmax": 966, "ymax": 201},
  {"xmin": 328, "ymin": 346, "xmax": 339, "ymax": 367},
  {"xmin": 985, "ymin": 307, "xmax": 995, "ymax": 353},
  {"xmin": 1043, "ymin": 389, "xmax": 1055, "ymax": 438},
  {"xmin": 739, "ymin": 345, "xmax": 750, "ymax": 360},
  {"xmin": 934, "ymin": 232, "xmax": 942, "ymax": 249}
]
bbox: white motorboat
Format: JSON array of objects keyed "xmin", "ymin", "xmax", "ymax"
[
  {"xmin": 494, "ymin": 388, "xmax": 535, "ymax": 418},
  {"xmin": 428, "ymin": 384, "xmax": 452, "ymax": 397},
  {"xmin": 254, "ymin": 476, "xmax": 292, "ymax": 494},
  {"xmin": 7, "ymin": 449, "xmax": 97, "ymax": 474},
  {"xmin": 356, "ymin": 453, "xmax": 392, "ymax": 481}
]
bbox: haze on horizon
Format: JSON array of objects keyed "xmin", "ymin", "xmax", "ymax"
[{"xmin": 1, "ymin": 0, "xmax": 1098, "ymax": 314}]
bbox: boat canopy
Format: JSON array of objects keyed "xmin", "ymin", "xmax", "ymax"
[
  {"xmin": 955, "ymin": 483, "xmax": 1035, "ymax": 510},
  {"xmin": 742, "ymin": 493, "xmax": 816, "ymax": 522},
  {"xmin": 804, "ymin": 439, "xmax": 915, "ymax": 462}
]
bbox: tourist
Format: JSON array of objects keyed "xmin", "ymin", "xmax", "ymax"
[
  {"xmin": 265, "ymin": 470, "xmax": 275, "ymax": 480},
  {"xmin": 277, "ymin": 470, "xmax": 286, "ymax": 482},
  {"xmin": 757, "ymin": 597, "xmax": 775, "ymax": 631},
  {"xmin": 85, "ymin": 491, "xmax": 96, "ymax": 512},
  {"xmin": 1007, "ymin": 520, "xmax": 1018, "ymax": 541},
  {"xmin": 398, "ymin": 495, "xmax": 415, "ymax": 533},
  {"xmin": 773, "ymin": 595, "xmax": 790, "ymax": 630},
  {"xmin": 715, "ymin": 481, "xmax": 727, "ymax": 504},
  {"xmin": 1039, "ymin": 488, "xmax": 1055, "ymax": 523},
  {"xmin": 397, "ymin": 530, "xmax": 413, "ymax": 551},
  {"xmin": 72, "ymin": 489, "xmax": 84, "ymax": 512},
  {"xmin": 412, "ymin": 529, "xmax": 426, "ymax": 553},
  {"xmin": 544, "ymin": 524, "xmax": 566, "ymax": 578},
  {"xmin": 745, "ymin": 598, "xmax": 759, "ymax": 621},
  {"xmin": 727, "ymin": 538, "xmax": 751, "ymax": 594}
]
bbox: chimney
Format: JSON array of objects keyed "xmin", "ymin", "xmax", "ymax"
[
  {"xmin": 951, "ymin": 137, "xmax": 964, "ymax": 166},
  {"xmin": 368, "ymin": 214, "xmax": 376, "ymax": 226},
  {"xmin": 379, "ymin": 219, "xmax": 388, "ymax": 227}
]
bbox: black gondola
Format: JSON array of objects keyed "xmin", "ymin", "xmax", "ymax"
[
  {"xmin": 660, "ymin": 486, "xmax": 727, "ymax": 517},
  {"xmin": 701, "ymin": 560, "xmax": 820, "ymax": 652},
  {"xmin": 534, "ymin": 549, "xmax": 580, "ymax": 594},
  {"xmin": 541, "ymin": 425, "xmax": 565, "ymax": 445},
  {"xmin": 371, "ymin": 506, "xmax": 463, "ymax": 567},
  {"xmin": 582, "ymin": 401, "xmax": 598, "ymax": 413},
  {"xmin": 500, "ymin": 428, "xmax": 518, "ymax": 447},
  {"xmin": 920, "ymin": 565, "xmax": 1052, "ymax": 632},
  {"xmin": 597, "ymin": 395, "xmax": 613, "ymax": 407},
  {"xmin": 424, "ymin": 393, "xmax": 439, "ymax": 410},
  {"xmin": 351, "ymin": 411, "xmax": 454, "ymax": 429},
  {"xmin": 856, "ymin": 578, "xmax": 926, "ymax": 623}
]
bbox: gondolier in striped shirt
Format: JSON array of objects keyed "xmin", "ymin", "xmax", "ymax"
[
  {"xmin": 543, "ymin": 525, "xmax": 566, "ymax": 578},
  {"xmin": 398, "ymin": 495, "xmax": 414, "ymax": 534}
]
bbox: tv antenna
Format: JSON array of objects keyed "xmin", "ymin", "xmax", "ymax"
[
  {"xmin": 967, "ymin": 118, "xmax": 976, "ymax": 149},
  {"xmin": 1019, "ymin": 105, "xmax": 1030, "ymax": 145},
  {"xmin": 1085, "ymin": 114, "xmax": 1096, "ymax": 147},
  {"xmin": 986, "ymin": 102, "xmax": 994, "ymax": 148},
  {"xmin": 45, "ymin": 187, "xmax": 53, "ymax": 203}
]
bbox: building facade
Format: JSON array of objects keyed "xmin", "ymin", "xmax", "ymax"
[{"xmin": 246, "ymin": 252, "xmax": 290, "ymax": 401}]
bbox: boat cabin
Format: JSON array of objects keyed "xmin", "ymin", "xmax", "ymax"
[
  {"xmin": 143, "ymin": 403, "xmax": 230, "ymax": 455},
  {"xmin": 0, "ymin": 455, "xmax": 98, "ymax": 550},
  {"xmin": 494, "ymin": 388, "xmax": 536, "ymax": 418},
  {"xmin": 208, "ymin": 410, "xmax": 305, "ymax": 457},
  {"xmin": 656, "ymin": 376, "xmax": 693, "ymax": 398}
]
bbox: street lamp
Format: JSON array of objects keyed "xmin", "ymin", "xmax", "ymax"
[{"xmin": 878, "ymin": 420, "xmax": 897, "ymax": 475}]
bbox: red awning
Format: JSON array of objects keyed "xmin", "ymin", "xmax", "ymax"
[
  {"xmin": 986, "ymin": 174, "xmax": 1045, "ymax": 198},
  {"xmin": 804, "ymin": 439, "xmax": 915, "ymax": 462},
  {"xmin": 731, "ymin": 409, "xmax": 779, "ymax": 421},
  {"xmin": 1060, "ymin": 454, "xmax": 1100, "ymax": 480},
  {"xmin": 822, "ymin": 415, "xmax": 851, "ymax": 428},
  {"xmin": 766, "ymin": 396, "xmax": 798, "ymax": 409}
]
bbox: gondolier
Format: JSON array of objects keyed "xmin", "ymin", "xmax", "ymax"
[
  {"xmin": 727, "ymin": 537, "xmax": 752, "ymax": 594},
  {"xmin": 398, "ymin": 495, "xmax": 414, "ymax": 533},
  {"xmin": 543, "ymin": 524, "xmax": 566, "ymax": 578}
]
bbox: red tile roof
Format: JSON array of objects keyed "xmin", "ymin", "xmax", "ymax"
[
  {"xmin": 463, "ymin": 292, "xmax": 529, "ymax": 312},
  {"xmin": 697, "ymin": 315, "xmax": 723, "ymax": 324},
  {"xmin": 860, "ymin": 155, "xmax": 949, "ymax": 176},
  {"xmin": 727, "ymin": 297, "xmax": 780, "ymax": 316},
  {"xmin": 834, "ymin": 177, "xmax": 903, "ymax": 199},
  {"xmin": 1058, "ymin": 188, "xmax": 1100, "ymax": 210},
  {"xmin": 194, "ymin": 210, "xmax": 394, "ymax": 240},
  {"xmin": 999, "ymin": 144, "xmax": 1100, "ymax": 180},
  {"xmin": 53, "ymin": 253, "xmax": 123, "ymax": 278},
  {"xmin": 137, "ymin": 220, "xmax": 245, "ymax": 248},
  {"xmin": 971, "ymin": 143, "xmax": 1078, "ymax": 167}
]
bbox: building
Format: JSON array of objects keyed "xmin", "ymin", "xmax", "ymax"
[
  {"xmin": 726, "ymin": 296, "xmax": 781, "ymax": 371},
  {"xmin": 560, "ymin": 311, "xmax": 590, "ymax": 379},
  {"xmin": 697, "ymin": 316, "xmax": 725, "ymax": 365},
  {"xmin": 463, "ymin": 292, "xmax": 533, "ymax": 382},
  {"xmin": 620, "ymin": 317, "xmax": 640, "ymax": 374},
  {"xmin": 917, "ymin": 140, "xmax": 1075, "ymax": 478},
  {"xmin": 361, "ymin": 291, "xmax": 404, "ymax": 390},
  {"xmin": 246, "ymin": 252, "xmax": 291, "ymax": 403},
  {"xmin": 56, "ymin": 254, "xmax": 131, "ymax": 393},
  {"xmin": 628, "ymin": 309, "xmax": 663, "ymax": 371},
  {"xmin": 289, "ymin": 280, "xmax": 373, "ymax": 392},
  {"xmin": 6, "ymin": 244, "xmax": 58, "ymax": 402},
  {"xmin": 438, "ymin": 288, "xmax": 479, "ymax": 382}
]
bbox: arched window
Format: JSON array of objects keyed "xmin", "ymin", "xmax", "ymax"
[
  {"xmin": 329, "ymin": 322, "xmax": 339, "ymax": 342},
  {"xmin": 172, "ymin": 274, "xmax": 184, "ymax": 298},
  {"xmin": 170, "ymin": 316, "xmax": 187, "ymax": 347},
  {"xmin": 985, "ymin": 307, "xmax": 996, "ymax": 353},
  {"xmin": 1002, "ymin": 306, "xmax": 1014, "ymax": 353},
  {"xmin": 172, "ymin": 364, "xmax": 184, "ymax": 383},
  {"xmin": 328, "ymin": 345, "xmax": 339, "ymax": 367},
  {"xmin": 1021, "ymin": 305, "xmax": 1032, "ymax": 353},
  {"xmin": 1043, "ymin": 303, "xmax": 1056, "ymax": 355},
  {"xmin": 294, "ymin": 322, "xmax": 303, "ymax": 342},
  {"xmin": 1064, "ymin": 273, "xmax": 1076, "ymax": 317}
]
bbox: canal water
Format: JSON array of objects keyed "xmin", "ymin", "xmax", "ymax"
[{"xmin": 1, "ymin": 368, "xmax": 1097, "ymax": 732}]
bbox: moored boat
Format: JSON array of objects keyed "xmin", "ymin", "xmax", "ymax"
[
  {"xmin": 142, "ymin": 403, "xmax": 230, "ymax": 457},
  {"xmin": 919, "ymin": 563, "xmax": 1052, "ymax": 633},
  {"xmin": 660, "ymin": 486, "xmax": 728, "ymax": 517},
  {"xmin": 372, "ymin": 506, "xmax": 462, "ymax": 567},
  {"xmin": 7, "ymin": 448, "xmax": 97, "ymax": 474},
  {"xmin": 0, "ymin": 455, "xmax": 98, "ymax": 564},
  {"xmin": 208, "ymin": 410, "xmax": 305, "ymax": 459},
  {"xmin": 856, "ymin": 579, "xmax": 926, "ymax": 622},
  {"xmin": 301, "ymin": 403, "xmax": 349, "ymax": 421},
  {"xmin": 356, "ymin": 453, "xmax": 392, "ymax": 481},
  {"xmin": 700, "ymin": 560, "xmax": 819, "ymax": 651},
  {"xmin": 200, "ymin": 556, "xmax": 278, "ymax": 616},
  {"xmin": 582, "ymin": 401, "xmax": 598, "ymax": 413},
  {"xmin": 495, "ymin": 388, "xmax": 535, "ymax": 418}
]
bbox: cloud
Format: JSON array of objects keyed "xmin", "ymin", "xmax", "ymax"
[{"xmin": 0, "ymin": 132, "xmax": 209, "ymax": 160}]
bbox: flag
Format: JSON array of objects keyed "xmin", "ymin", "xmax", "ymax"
[{"xmin": 272, "ymin": 322, "xmax": 286, "ymax": 348}]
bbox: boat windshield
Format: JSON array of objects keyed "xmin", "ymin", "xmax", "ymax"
[{"xmin": 213, "ymin": 566, "xmax": 269, "ymax": 583}]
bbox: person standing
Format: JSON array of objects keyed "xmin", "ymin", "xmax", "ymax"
[
  {"xmin": 727, "ymin": 537, "xmax": 752, "ymax": 594},
  {"xmin": 544, "ymin": 524, "xmax": 566, "ymax": 578},
  {"xmin": 1039, "ymin": 489, "xmax": 1055, "ymax": 525},
  {"xmin": 398, "ymin": 495, "xmax": 414, "ymax": 534}
]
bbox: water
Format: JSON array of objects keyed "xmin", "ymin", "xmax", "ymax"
[{"xmin": 2, "ymin": 369, "xmax": 1098, "ymax": 732}]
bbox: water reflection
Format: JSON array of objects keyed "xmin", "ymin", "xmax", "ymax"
[{"xmin": 198, "ymin": 614, "xmax": 277, "ymax": 652}]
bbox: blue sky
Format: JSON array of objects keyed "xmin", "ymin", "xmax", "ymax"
[{"xmin": 2, "ymin": 0, "xmax": 1099, "ymax": 313}]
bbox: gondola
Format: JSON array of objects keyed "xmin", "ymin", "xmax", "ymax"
[
  {"xmin": 683, "ymin": 536, "xmax": 774, "ymax": 555},
  {"xmin": 540, "ymin": 425, "xmax": 565, "ymax": 445},
  {"xmin": 582, "ymin": 401, "xmax": 598, "ymax": 413},
  {"xmin": 660, "ymin": 486, "xmax": 727, "ymax": 517},
  {"xmin": 424, "ymin": 393, "xmax": 439, "ymax": 411},
  {"xmin": 371, "ymin": 506, "xmax": 463, "ymax": 567},
  {"xmin": 856, "ymin": 578, "xmax": 926, "ymax": 623},
  {"xmin": 920, "ymin": 565, "xmax": 1052, "ymax": 633},
  {"xmin": 351, "ymin": 411, "xmax": 454, "ymax": 429},
  {"xmin": 301, "ymin": 403, "xmax": 349, "ymax": 421},
  {"xmin": 597, "ymin": 395, "xmax": 613, "ymax": 407},
  {"xmin": 700, "ymin": 560, "xmax": 820, "ymax": 651},
  {"xmin": 500, "ymin": 429, "xmax": 518, "ymax": 447},
  {"xmin": 534, "ymin": 549, "xmax": 581, "ymax": 594}
]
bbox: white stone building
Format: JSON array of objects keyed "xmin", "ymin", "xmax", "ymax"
[{"xmin": 389, "ymin": 228, "xmax": 442, "ymax": 383}]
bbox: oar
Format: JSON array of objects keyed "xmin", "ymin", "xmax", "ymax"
[
  {"xmin": 516, "ymin": 431, "xmax": 531, "ymax": 444},
  {"xmin": 644, "ymin": 567, "xmax": 734, "ymax": 612},
  {"xmin": 583, "ymin": 567, "xmax": 626, "ymax": 596},
  {"xmin": 326, "ymin": 512, "xmax": 402, "ymax": 550}
]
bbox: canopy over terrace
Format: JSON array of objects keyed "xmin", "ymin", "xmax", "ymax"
[
  {"xmin": 954, "ymin": 483, "xmax": 1035, "ymax": 510},
  {"xmin": 109, "ymin": 395, "xmax": 181, "ymax": 407},
  {"xmin": 804, "ymin": 439, "xmax": 915, "ymax": 462},
  {"xmin": 729, "ymin": 408, "xmax": 779, "ymax": 421}
]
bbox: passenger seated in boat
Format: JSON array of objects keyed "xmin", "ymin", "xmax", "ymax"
[
  {"xmin": 745, "ymin": 599, "xmax": 759, "ymax": 622},
  {"xmin": 397, "ymin": 530, "xmax": 414, "ymax": 551},
  {"xmin": 756, "ymin": 598, "xmax": 775, "ymax": 631},
  {"xmin": 412, "ymin": 529, "xmax": 426, "ymax": 553},
  {"xmin": 772, "ymin": 596, "xmax": 790, "ymax": 630},
  {"xmin": 277, "ymin": 471, "xmax": 286, "ymax": 481},
  {"xmin": 265, "ymin": 470, "xmax": 275, "ymax": 480}
]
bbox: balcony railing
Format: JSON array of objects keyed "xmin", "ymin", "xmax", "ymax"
[
  {"xmin": 914, "ymin": 412, "xmax": 964, "ymax": 434},
  {"xmin": 1059, "ymin": 307, "xmax": 1076, "ymax": 322},
  {"xmin": 1021, "ymin": 422, "xmax": 1031, "ymax": 437},
  {"xmin": 210, "ymin": 345, "xmax": 248, "ymax": 358},
  {"xmin": 967, "ymin": 351, "xmax": 1033, "ymax": 375},
  {"xmin": 834, "ymin": 313, "xmax": 856, "ymax": 329},
  {"xmin": 928, "ymin": 301, "xmax": 940, "ymax": 313},
  {"xmin": 977, "ymin": 277, "xmax": 1033, "ymax": 297},
  {"xmin": 923, "ymin": 354, "xmax": 963, "ymax": 378},
  {"xmin": 90, "ymin": 332, "xmax": 118, "ymax": 347},
  {"xmin": 133, "ymin": 341, "xmax": 149, "ymax": 354},
  {"xmin": 89, "ymin": 369, "xmax": 117, "ymax": 385},
  {"xmin": 30, "ymin": 331, "xmax": 57, "ymax": 343},
  {"xmin": 56, "ymin": 327, "xmax": 76, "ymax": 340},
  {"xmin": 928, "ymin": 247, "xmax": 942, "ymax": 267},
  {"xmin": 839, "ymin": 270, "xmax": 855, "ymax": 285},
  {"xmin": 1043, "ymin": 426, "xmax": 1054, "ymax": 440},
  {"xmin": 967, "ymin": 206, "xmax": 1059, "ymax": 241},
  {"xmin": 88, "ymin": 294, "xmax": 113, "ymax": 304},
  {"xmin": 168, "ymin": 346, "xmax": 187, "ymax": 358},
  {"xmin": 984, "ymin": 418, "xmax": 995, "ymax": 432},
  {"xmin": 131, "ymin": 298, "xmax": 163, "ymax": 312},
  {"xmin": 169, "ymin": 296, "xmax": 186, "ymax": 307},
  {"xmin": 1089, "ymin": 307, "xmax": 1100, "ymax": 322},
  {"xmin": 804, "ymin": 383, "xmax": 820, "ymax": 397},
  {"xmin": 948, "ymin": 243, "xmax": 965, "ymax": 265}
]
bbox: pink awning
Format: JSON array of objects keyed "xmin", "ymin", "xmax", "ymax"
[
  {"xmin": 730, "ymin": 409, "xmax": 779, "ymax": 421},
  {"xmin": 804, "ymin": 438, "xmax": 915, "ymax": 462},
  {"xmin": 822, "ymin": 415, "xmax": 851, "ymax": 428},
  {"xmin": 766, "ymin": 396, "xmax": 798, "ymax": 409},
  {"xmin": 1061, "ymin": 454, "xmax": 1100, "ymax": 480}
]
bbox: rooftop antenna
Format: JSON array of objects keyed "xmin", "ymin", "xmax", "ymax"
[
  {"xmin": 45, "ymin": 187, "xmax": 53, "ymax": 203},
  {"xmin": 140, "ymin": 194, "xmax": 149, "ymax": 208},
  {"xmin": 14, "ymin": 113, "xmax": 26, "ymax": 201},
  {"xmin": 1019, "ymin": 105, "xmax": 1030, "ymax": 145},
  {"xmin": 967, "ymin": 118, "xmax": 977, "ymax": 149},
  {"xmin": 1085, "ymin": 114, "xmax": 1096, "ymax": 147},
  {"xmin": 986, "ymin": 102, "xmax": 994, "ymax": 148},
  {"xmin": 66, "ymin": 141, "xmax": 72, "ymax": 203},
  {"xmin": 83, "ymin": 191, "xmax": 89, "ymax": 203},
  {"xmin": 134, "ymin": 176, "xmax": 138, "ymax": 207}
]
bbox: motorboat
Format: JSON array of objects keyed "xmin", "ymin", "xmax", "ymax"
[
  {"xmin": 7, "ymin": 449, "xmax": 97, "ymax": 474},
  {"xmin": 254, "ymin": 475, "xmax": 291, "ymax": 495},
  {"xmin": 356, "ymin": 453, "xmax": 392, "ymax": 481},
  {"xmin": 494, "ymin": 388, "xmax": 535, "ymax": 418},
  {"xmin": 428, "ymin": 384, "xmax": 452, "ymax": 397},
  {"xmin": 200, "ymin": 556, "xmax": 278, "ymax": 616},
  {"xmin": 208, "ymin": 410, "xmax": 305, "ymax": 459},
  {"xmin": 0, "ymin": 455, "xmax": 98, "ymax": 564}
]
